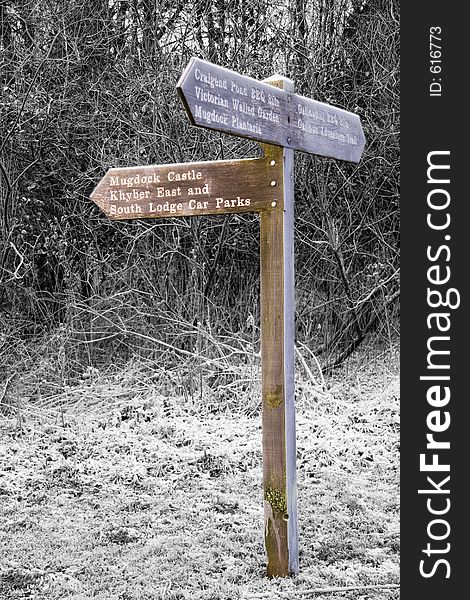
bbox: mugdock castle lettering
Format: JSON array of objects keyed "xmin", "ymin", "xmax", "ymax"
[
  {"xmin": 91, "ymin": 158, "xmax": 279, "ymax": 219},
  {"xmin": 92, "ymin": 58, "xmax": 366, "ymax": 222},
  {"xmin": 90, "ymin": 58, "xmax": 366, "ymax": 579}
]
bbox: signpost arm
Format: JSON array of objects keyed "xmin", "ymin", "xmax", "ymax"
[
  {"xmin": 91, "ymin": 56, "xmax": 366, "ymax": 581},
  {"xmin": 260, "ymin": 76, "xmax": 298, "ymax": 577}
]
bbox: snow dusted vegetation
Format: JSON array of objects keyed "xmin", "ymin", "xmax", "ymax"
[{"xmin": 0, "ymin": 346, "xmax": 399, "ymax": 599}]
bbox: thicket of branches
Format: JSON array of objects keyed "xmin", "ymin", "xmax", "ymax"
[{"xmin": 1, "ymin": 0, "xmax": 399, "ymax": 383}]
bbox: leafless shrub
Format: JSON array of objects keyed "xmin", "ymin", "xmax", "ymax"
[{"xmin": 1, "ymin": 0, "xmax": 399, "ymax": 385}]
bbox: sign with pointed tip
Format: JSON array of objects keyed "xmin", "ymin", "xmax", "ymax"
[
  {"xmin": 89, "ymin": 62, "xmax": 368, "ymax": 580},
  {"xmin": 90, "ymin": 157, "xmax": 283, "ymax": 220},
  {"xmin": 177, "ymin": 57, "xmax": 366, "ymax": 162}
]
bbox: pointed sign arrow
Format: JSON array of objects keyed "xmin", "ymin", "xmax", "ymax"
[
  {"xmin": 177, "ymin": 57, "xmax": 365, "ymax": 163},
  {"xmin": 90, "ymin": 156, "xmax": 282, "ymax": 220},
  {"xmin": 89, "ymin": 64, "xmax": 368, "ymax": 579}
]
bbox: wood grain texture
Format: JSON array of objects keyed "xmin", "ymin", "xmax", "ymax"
[
  {"xmin": 177, "ymin": 57, "xmax": 365, "ymax": 162},
  {"xmin": 260, "ymin": 76, "xmax": 299, "ymax": 578},
  {"xmin": 90, "ymin": 157, "xmax": 282, "ymax": 220}
]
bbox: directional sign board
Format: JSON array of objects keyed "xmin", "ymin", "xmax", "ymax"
[
  {"xmin": 177, "ymin": 57, "xmax": 365, "ymax": 163},
  {"xmin": 90, "ymin": 60, "xmax": 366, "ymax": 580},
  {"xmin": 91, "ymin": 157, "xmax": 282, "ymax": 220}
]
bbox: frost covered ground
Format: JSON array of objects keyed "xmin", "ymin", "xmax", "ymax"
[{"xmin": 0, "ymin": 346, "xmax": 399, "ymax": 599}]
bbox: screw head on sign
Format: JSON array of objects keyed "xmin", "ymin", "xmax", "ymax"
[
  {"xmin": 270, "ymin": 181, "xmax": 276, "ymax": 187},
  {"xmin": 271, "ymin": 201, "xmax": 277, "ymax": 208}
]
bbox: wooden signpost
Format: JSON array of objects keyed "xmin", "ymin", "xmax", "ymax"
[{"xmin": 91, "ymin": 58, "xmax": 365, "ymax": 579}]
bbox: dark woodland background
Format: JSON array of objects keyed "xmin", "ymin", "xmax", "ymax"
[{"xmin": 0, "ymin": 0, "xmax": 399, "ymax": 385}]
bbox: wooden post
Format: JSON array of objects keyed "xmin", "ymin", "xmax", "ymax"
[
  {"xmin": 260, "ymin": 76, "xmax": 298, "ymax": 577},
  {"xmin": 93, "ymin": 59, "xmax": 365, "ymax": 579}
]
